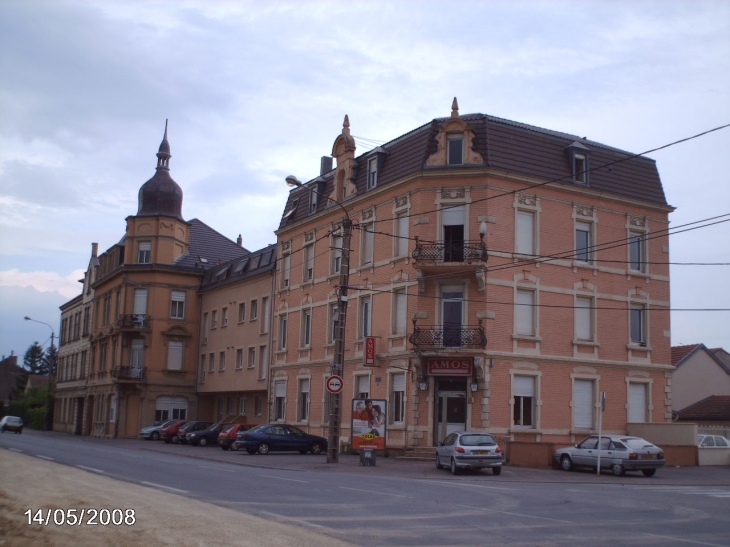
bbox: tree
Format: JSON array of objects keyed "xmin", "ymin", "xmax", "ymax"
[
  {"xmin": 23, "ymin": 342, "xmax": 46, "ymax": 374},
  {"xmin": 40, "ymin": 344, "xmax": 57, "ymax": 376}
]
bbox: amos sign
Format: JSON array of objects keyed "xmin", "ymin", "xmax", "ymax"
[{"xmin": 427, "ymin": 357, "xmax": 473, "ymax": 376}]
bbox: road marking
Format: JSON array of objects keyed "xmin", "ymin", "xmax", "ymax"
[
  {"xmin": 256, "ymin": 474, "xmax": 309, "ymax": 483},
  {"xmin": 76, "ymin": 465, "xmax": 106, "ymax": 474},
  {"xmin": 339, "ymin": 486, "xmax": 409, "ymax": 498},
  {"xmin": 36, "ymin": 455, "xmax": 54, "ymax": 461},
  {"xmin": 154, "ymin": 458, "xmax": 184, "ymax": 464},
  {"xmin": 642, "ymin": 533, "xmax": 730, "ymax": 547},
  {"xmin": 141, "ymin": 481, "xmax": 188, "ymax": 494},
  {"xmin": 420, "ymin": 479, "xmax": 514, "ymax": 491},
  {"xmin": 708, "ymin": 493, "xmax": 730, "ymax": 498},
  {"xmin": 198, "ymin": 465, "xmax": 235, "ymax": 472},
  {"xmin": 456, "ymin": 504, "xmax": 572, "ymax": 523},
  {"xmin": 9, "ymin": 448, "xmax": 22, "ymax": 453}
]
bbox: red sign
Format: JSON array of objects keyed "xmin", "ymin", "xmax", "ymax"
[
  {"xmin": 326, "ymin": 375, "xmax": 344, "ymax": 394},
  {"xmin": 427, "ymin": 357, "xmax": 473, "ymax": 376},
  {"xmin": 364, "ymin": 336, "xmax": 376, "ymax": 366}
]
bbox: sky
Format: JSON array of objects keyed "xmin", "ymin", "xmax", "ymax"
[{"xmin": 1, "ymin": 0, "xmax": 729, "ymax": 359}]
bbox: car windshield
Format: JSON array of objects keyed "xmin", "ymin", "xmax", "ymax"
[
  {"xmin": 460, "ymin": 434, "xmax": 496, "ymax": 446},
  {"xmin": 6, "ymin": 417, "xmax": 21, "ymax": 423},
  {"xmin": 245, "ymin": 425, "xmax": 267, "ymax": 434},
  {"xmin": 221, "ymin": 424, "xmax": 237, "ymax": 433},
  {"xmin": 621, "ymin": 437, "xmax": 654, "ymax": 449},
  {"xmin": 158, "ymin": 420, "xmax": 175, "ymax": 428}
]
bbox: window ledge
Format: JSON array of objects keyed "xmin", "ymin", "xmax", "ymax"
[
  {"xmin": 627, "ymin": 343, "xmax": 652, "ymax": 351},
  {"xmin": 512, "ymin": 334, "xmax": 542, "ymax": 342},
  {"xmin": 509, "ymin": 427, "xmax": 541, "ymax": 434},
  {"xmin": 573, "ymin": 340, "xmax": 600, "ymax": 347},
  {"xmin": 388, "ymin": 334, "xmax": 407, "ymax": 340},
  {"xmin": 572, "ymin": 261, "xmax": 597, "ymax": 269}
]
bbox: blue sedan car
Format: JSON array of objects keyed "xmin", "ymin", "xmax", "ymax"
[{"xmin": 234, "ymin": 424, "xmax": 327, "ymax": 455}]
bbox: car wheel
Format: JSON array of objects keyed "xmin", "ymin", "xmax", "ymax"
[
  {"xmin": 221, "ymin": 445, "xmax": 230, "ymax": 451},
  {"xmin": 199, "ymin": 438, "xmax": 208, "ymax": 447},
  {"xmin": 492, "ymin": 466, "xmax": 502, "ymax": 475},
  {"xmin": 642, "ymin": 468, "xmax": 656, "ymax": 477},
  {"xmin": 611, "ymin": 463, "xmax": 626, "ymax": 477},
  {"xmin": 435, "ymin": 453, "xmax": 443, "ymax": 470},
  {"xmin": 164, "ymin": 439, "xmax": 171, "ymax": 444},
  {"xmin": 231, "ymin": 444, "xmax": 239, "ymax": 451},
  {"xmin": 246, "ymin": 448, "xmax": 257, "ymax": 455},
  {"xmin": 258, "ymin": 443, "xmax": 270, "ymax": 455},
  {"xmin": 310, "ymin": 442, "xmax": 324, "ymax": 455},
  {"xmin": 560, "ymin": 456, "xmax": 574, "ymax": 472},
  {"xmin": 151, "ymin": 432, "xmax": 160, "ymax": 441},
  {"xmin": 171, "ymin": 436, "xmax": 180, "ymax": 444},
  {"xmin": 450, "ymin": 458, "xmax": 460, "ymax": 475}
]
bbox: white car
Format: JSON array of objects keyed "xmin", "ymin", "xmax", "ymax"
[
  {"xmin": 436, "ymin": 431, "xmax": 503, "ymax": 475},
  {"xmin": 555, "ymin": 435, "xmax": 665, "ymax": 477},
  {"xmin": 697, "ymin": 435, "xmax": 729, "ymax": 447}
]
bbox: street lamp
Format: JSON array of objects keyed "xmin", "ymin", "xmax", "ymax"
[
  {"xmin": 24, "ymin": 316, "xmax": 57, "ymax": 430},
  {"xmin": 285, "ymin": 175, "xmax": 352, "ymax": 464}
]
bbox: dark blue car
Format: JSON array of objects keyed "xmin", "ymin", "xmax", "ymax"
[{"xmin": 234, "ymin": 424, "xmax": 327, "ymax": 455}]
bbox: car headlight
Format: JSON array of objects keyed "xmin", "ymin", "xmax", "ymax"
[{"xmin": 190, "ymin": 433, "xmax": 197, "ymax": 437}]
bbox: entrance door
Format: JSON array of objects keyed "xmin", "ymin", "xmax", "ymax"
[
  {"xmin": 434, "ymin": 379, "xmax": 467, "ymax": 443},
  {"xmin": 442, "ymin": 206, "xmax": 465, "ymax": 262}
]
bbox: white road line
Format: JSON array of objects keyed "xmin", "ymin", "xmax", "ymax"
[
  {"xmin": 642, "ymin": 533, "xmax": 730, "ymax": 547},
  {"xmin": 76, "ymin": 465, "xmax": 106, "ymax": 475},
  {"xmin": 198, "ymin": 465, "xmax": 235, "ymax": 473},
  {"xmin": 708, "ymin": 493, "xmax": 730, "ymax": 498},
  {"xmin": 141, "ymin": 481, "xmax": 188, "ymax": 494},
  {"xmin": 9, "ymin": 448, "xmax": 22, "ymax": 453},
  {"xmin": 420, "ymin": 479, "xmax": 514, "ymax": 491},
  {"xmin": 35, "ymin": 455, "xmax": 54, "ymax": 461},
  {"xmin": 455, "ymin": 504, "xmax": 572, "ymax": 523},
  {"xmin": 154, "ymin": 459, "xmax": 184, "ymax": 464},
  {"xmin": 256, "ymin": 474, "xmax": 309, "ymax": 483},
  {"xmin": 339, "ymin": 486, "xmax": 409, "ymax": 498}
]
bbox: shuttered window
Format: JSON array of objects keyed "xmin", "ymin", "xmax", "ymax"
[
  {"xmin": 516, "ymin": 211, "xmax": 535, "ymax": 255},
  {"xmin": 167, "ymin": 341, "xmax": 183, "ymax": 370},
  {"xmin": 573, "ymin": 379, "xmax": 595, "ymax": 430},
  {"xmin": 628, "ymin": 383, "xmax": 647, "ymax": 422}
]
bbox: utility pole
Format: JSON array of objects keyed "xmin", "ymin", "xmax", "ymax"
[{"xmin": 328, "ymin": 217, "xmax": 352, "ymax": 464}]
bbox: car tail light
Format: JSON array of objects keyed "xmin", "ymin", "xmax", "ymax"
[
  {"xmin": 241, "ymin": 434, "xmax": 251, "ymax": 440},
  {"xmin": 495, "ymin": 446, "xmax": 502, "ymax": 453},
  {"xmin": 629, "ymin": 453, "xmax": 638, "ymax": 460},
  {"xmin": 455, "ymin": 446, "xmax": 465, "ymax": 453},
  {"xmin": 658, "ymin": 452, "xmax": 664, "ymax": 459}
]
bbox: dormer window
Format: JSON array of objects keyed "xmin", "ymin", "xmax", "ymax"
[
  {"xmin": 447, "ymin": 134, "xmax": 463, "ymax": 165},
  {"xmin": 574, "ymin": 154, "xmax": 587, "ymax": 184},
  {"xmin": 282, "ymin": 199, "xmax": 299, "ymax": 221},
  {"xmin": 309, "ymin": 187, "xmax": 318, "ymax": 214},
  {"xmin": 565, "ymin": 141, "xmax": 591, "ymax": 185},
  {"xmin": 367, "ymin": 157, "xmax": 378, "ymax": 190}
]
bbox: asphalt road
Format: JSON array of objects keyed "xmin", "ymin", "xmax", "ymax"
[{"xmin": 3, "ymin": 430, "xmax": 730, "ymax": 547}]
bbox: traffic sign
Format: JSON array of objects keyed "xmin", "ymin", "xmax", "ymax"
[{"xmin": 326, "ymin": 375, "xmax": 344, "ymax": 394}]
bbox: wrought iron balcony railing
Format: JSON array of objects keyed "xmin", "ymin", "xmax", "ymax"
[
  {"xmin": 412, "ymin": 237, "xmax": 487, "ymax": 263},
  {"xmin": 409, "ymin": 320, "xmax": 487, "ymax": 350},
  {"xmin": 117, "ymin": 314, "xmax": 149, "ymax": 329},
  {"xmin": 111, "ymin": 366, "xmax": 146, "ymax": 380}
]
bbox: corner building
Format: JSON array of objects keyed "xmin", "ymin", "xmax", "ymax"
[{"xmin": 273, "ymin": 101, "xmax": 673, "ymax": 453}]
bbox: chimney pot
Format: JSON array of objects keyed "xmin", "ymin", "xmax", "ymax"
[
  {"xmin": 237, "ymin": 234, "xmax": 242, "ymax": 247},
  {"xmin": 92, "ymin": 242, "xmax": 98, "ymax": 257},
  {"xmin": 320, "ymin": 156, "xmax": 333, "ymax": 175}
]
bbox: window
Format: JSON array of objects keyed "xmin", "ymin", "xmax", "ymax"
[
  {"xmin": 630, "ymin": 304, "xmax": 647, "ymax": 345},
  {"xmin": 629, "ymin": 231, "xmax": 645, "ymax": 272},
  {"xmin": 391, "ymin": 373, "xmax": 406, "ymax": 424},
  {"xmin": 392, "ymin": 289, "xmax": 407, "ymax": 335},
  {"xmin": 332, "ymin": 235, "xmax": 343, "ymax": 274},
  {"xmin": 278, "ymin": 314, "xmax": 288, "ymax": 351},
  {"xmin": 442, "ymin": 285, "xmax": 464, "ymax": 347},
  {"xmin": 261, "ymin": 297, "xmax": 269, "ymax": 334},
  {"xmin": 516, "ymin": 211, "xmax": 535, "ymax": 255},
  {"xmin": 367, "ymin": 157, "xmax": 378, "ymax": 189},
  {"xmin": 513, "ymin": 375, "xmax": 535, "ymax": 428},
  {"xmin": 222, "ymin": 307, "xmax": 228, "ymax": 327},
  {"xmin": 574, "ymin": 154, "xmax": 587, "ymax": 184},
  {"xmin": 133, "ymin": 289, "xmax": 148, "ymax": 316},
  {"xmin": 236, "ymin": 349, "xmax": 243, "ymax": 369},
  {"xmin": 395, "ymin": 212, "xmax": 409, "ymax": 257},
  {"xmin": 304, "ymin": 245, "xmax": 314, "ymax": 281},
  {"xmin": 628, "ymin": 382, "xmax": 648, "ymax": 422},
  {"xmin": 209, "ymin": 352, "xmax": 215, "ymax": 372},
  {"xmin": 274, "ymin": 381, "xmax": 286, "ymax": 421},
  {"xmin": 138, "ymin": 241, "xmax": 151, "ymax": 264},
  {"xmin": 309, "ymin": 187, "xmax": 318, "ymax": 214},
  {"xmin": 238, "ymin": 303, "xmax": 246, "ymax": 323},
  {"xmin": 573, "ymin": 379, "xmax": 595, "ymax": 430},
  {"xmin": 238, "ymin": 397, "xmax": 246, "ymax": 416},
  {"xmin": 219, "ymin": 351, "xmax": 226, "ymax": 371},
  {"xmin": 361, "ymin": 224, "xmax": 374, "ymax": 266},
  {"xmin": 298, "ymin": 379, "xmax": 310, "ymax": 421},
  {"xmin": 281, "ymin": 253, "xmax": 291, "ymax": 288},
  {"xmin": 203, "ymin": 313, "xmax": 209, "ymax": 340},
  {"xmin": 357, "ymin": 375, "xmax": 370, "ymax": 399},
  {"xmin": 360, "ymin": 296, "xmax": 371, "ymax": 339},
  {"xmin": 255, "ymin": 397, "xmax": 263, "ymax": 416},
  {"xmin": 170, "ymin": 291, "xmax": 185, "ymax": 319},
  {"xmin": 575, "ymin": 297, "xmax": 594, "ymax": 342},
  {"xmin": 575, "ymin": 221, "xmax": 593, "ymax": 263},
  {"xmin": 167, "ymin": 340, "xmax": 183, "ymax": 371},
  {"xmin": 329, "ymin": 303, "xmax": 339, "ymax": 343},
  {"xmin": 258, "ymin": 345, "xmax": 267, "ymax": 379},
  {"xmin": 250, "ymin": 300, "xmax": 258, "ymax": 320},
  {"xmin": 248, "ymin": 347, "xmax": 256, "ymax": 369},
  {"xmin": 515, "ymin": 289, "xmax": 535, "ymax": 336},
  {"xmin": 447, "ymin": 134, "xmax": 463, "ymax": 165},
  {"xmin": 301, "ymin": 309, "xmax": 312, "ymax": 347},
  {"xmin": 212, "ymin": 310, "xmax": 218, "ymax": 329},
  {"xmin": 130, "ymin": 339, "xmax": 144, "ymax": 370}
]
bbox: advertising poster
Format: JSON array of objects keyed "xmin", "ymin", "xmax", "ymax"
[{"xmin": 351, "ymin": 398, "xmax": 386, "ymax": 450}]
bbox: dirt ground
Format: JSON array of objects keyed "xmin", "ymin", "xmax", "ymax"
[{"xmin": 0, "ymin": 450, "xmax": 353, "ymax": 547}]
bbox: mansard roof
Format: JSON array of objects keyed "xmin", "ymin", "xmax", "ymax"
[
  {"xmin": 199, "ymin": 243, "xmax": 277, "ymax": 291},
  {"xmin": 173, "ymin": 218, "xmax": 250, "ymax": 269}
]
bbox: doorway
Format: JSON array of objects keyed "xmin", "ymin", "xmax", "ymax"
[{"xmin": 434, "ymin": 378, "xmax": 467, "ymax": 443}]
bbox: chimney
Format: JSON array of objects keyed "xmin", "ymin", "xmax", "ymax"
[
  {"xmin": 237, "ymin": 234, "xmax": 242, "ymax": 247},
  {"xmin": 91, "ymin": 242, "xmax": 98, "ymax": 257},
  {"xmin": 320, "ymin": 156, "xmax": 333, "ymax": 175}
]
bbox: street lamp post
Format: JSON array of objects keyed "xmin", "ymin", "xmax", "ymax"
[
  {"xmin": 24, "ymin": 316, "xmax": 56, "ymax": 430},
  {"xmin": 285, "ymin": 175, "xmax": 352, "ymax": 463}
]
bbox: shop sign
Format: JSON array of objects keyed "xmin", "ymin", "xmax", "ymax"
[
  {"xmin": 364, "ymin": 336, "xmax": 376, "ymax": 366},
  {"xmin": 427, "ymin": 357, "xmax": 473, "ymax": 376}
]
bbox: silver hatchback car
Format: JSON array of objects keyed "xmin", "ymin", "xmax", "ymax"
[
  {"xmin": 436, "ymin": 431, "xmax": 503, "ymax": 475},
  {"xmin": 555, "ymin": 435, "xmax": 665, "ymax": 477}
]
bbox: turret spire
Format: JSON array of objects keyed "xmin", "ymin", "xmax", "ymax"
[{"xmin": 156, "ymin": 119, "xmax": 171, "ymax": 171}]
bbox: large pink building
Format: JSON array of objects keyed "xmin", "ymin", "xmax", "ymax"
[{"xmin": 272, "ymin": 101, "xmax": 673, "ymax": 454}]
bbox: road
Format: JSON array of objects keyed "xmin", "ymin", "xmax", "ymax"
[{"xmin": 2, "ymin": 430, "xmax": 730, "ymax": 547}]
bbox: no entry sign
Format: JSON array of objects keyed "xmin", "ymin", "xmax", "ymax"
[{"xmin": 326, "ymin": 375, "xmax": 344, "ymax": 394}]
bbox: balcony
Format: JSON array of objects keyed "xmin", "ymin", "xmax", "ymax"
[
  {"xmin": 411, "ymin": 237, "xmax": 488, "ymax": 293},
  {"xmin": 409, "ymin": 320, "xmax": 487, "ymax": 350},
  {"xmin": 117, "ymin": 314, "xmax": 150, "ymax": 330},
  {"xmin": 111, "ymin": 366, "xmax": 146, "ymax": 381}
]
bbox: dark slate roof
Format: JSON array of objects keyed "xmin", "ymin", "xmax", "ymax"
[
  {"xmin": 199, "ymin": 244, "xmax": 277, "ymax": 292},
  {"xmin": 279, "ymin": 113, "xmax": 668, "ymax": 229},
  {"xmin": 675, "ymin": 395, "xmax": 730, "ymax": 421},
  {"xmin": 174, "ymin": 218, "xmax": 250, "ymax": 269},
  {"xmin": 138, "ymin": 169, "xmax": 184, "ymax": 220}
]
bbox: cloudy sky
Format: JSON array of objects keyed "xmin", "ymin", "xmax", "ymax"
[{"xmin": 1, "ymin": 0, "xmax": 728, "ymax": 359}]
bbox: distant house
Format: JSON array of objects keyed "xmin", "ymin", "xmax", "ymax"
[
  {"xmin": 671, "ymin": 343, "xmax": 730, "ymax": 415},
  {"xmin": 0, "ymin": 353, "xmax": 23, "ymax": 406},
  {"xmin": 25, "ymin": 374, "xmax": 51, "ymax": 393}
]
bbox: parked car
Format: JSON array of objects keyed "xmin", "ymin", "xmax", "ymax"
[
  {"xmin": 234, "ymin": 424, "xmax": 327, "ymax": 455},
  {"xmin": 0, "ymin": 415, "xmax": 23, "ymax": 434},
  {"xmin": 218, "ymin": 423, "xmax": 254, "ymax": 450},
  {"xmin": 139, "ymin": 419, "xmax": 176, "ymax": 440},
  {"xmin": 436, "ymin": 431, "xmax": 503, "ymax": 475},
  {"xmin": 698, "ymin": 434, "xmax": 730, "ymax": 447},
  {"xmin": 187, "ymin": 423, "xmax": 225, "ymax": 447},
  {"xmin": 176, "ymin": 421, "xmax": 213, "ymax": 444},
  {"xmin": 160, "ymin": 420, "xmax": 188, "ymax": 444},
  {"xmin": 555, "ymin": 435, "xmax": 665, "ymax": 477}
]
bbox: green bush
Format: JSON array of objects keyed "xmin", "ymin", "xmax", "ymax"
[{"xmin": 27, "ymin": 407, "xmax": 47, "ymax": 430}]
